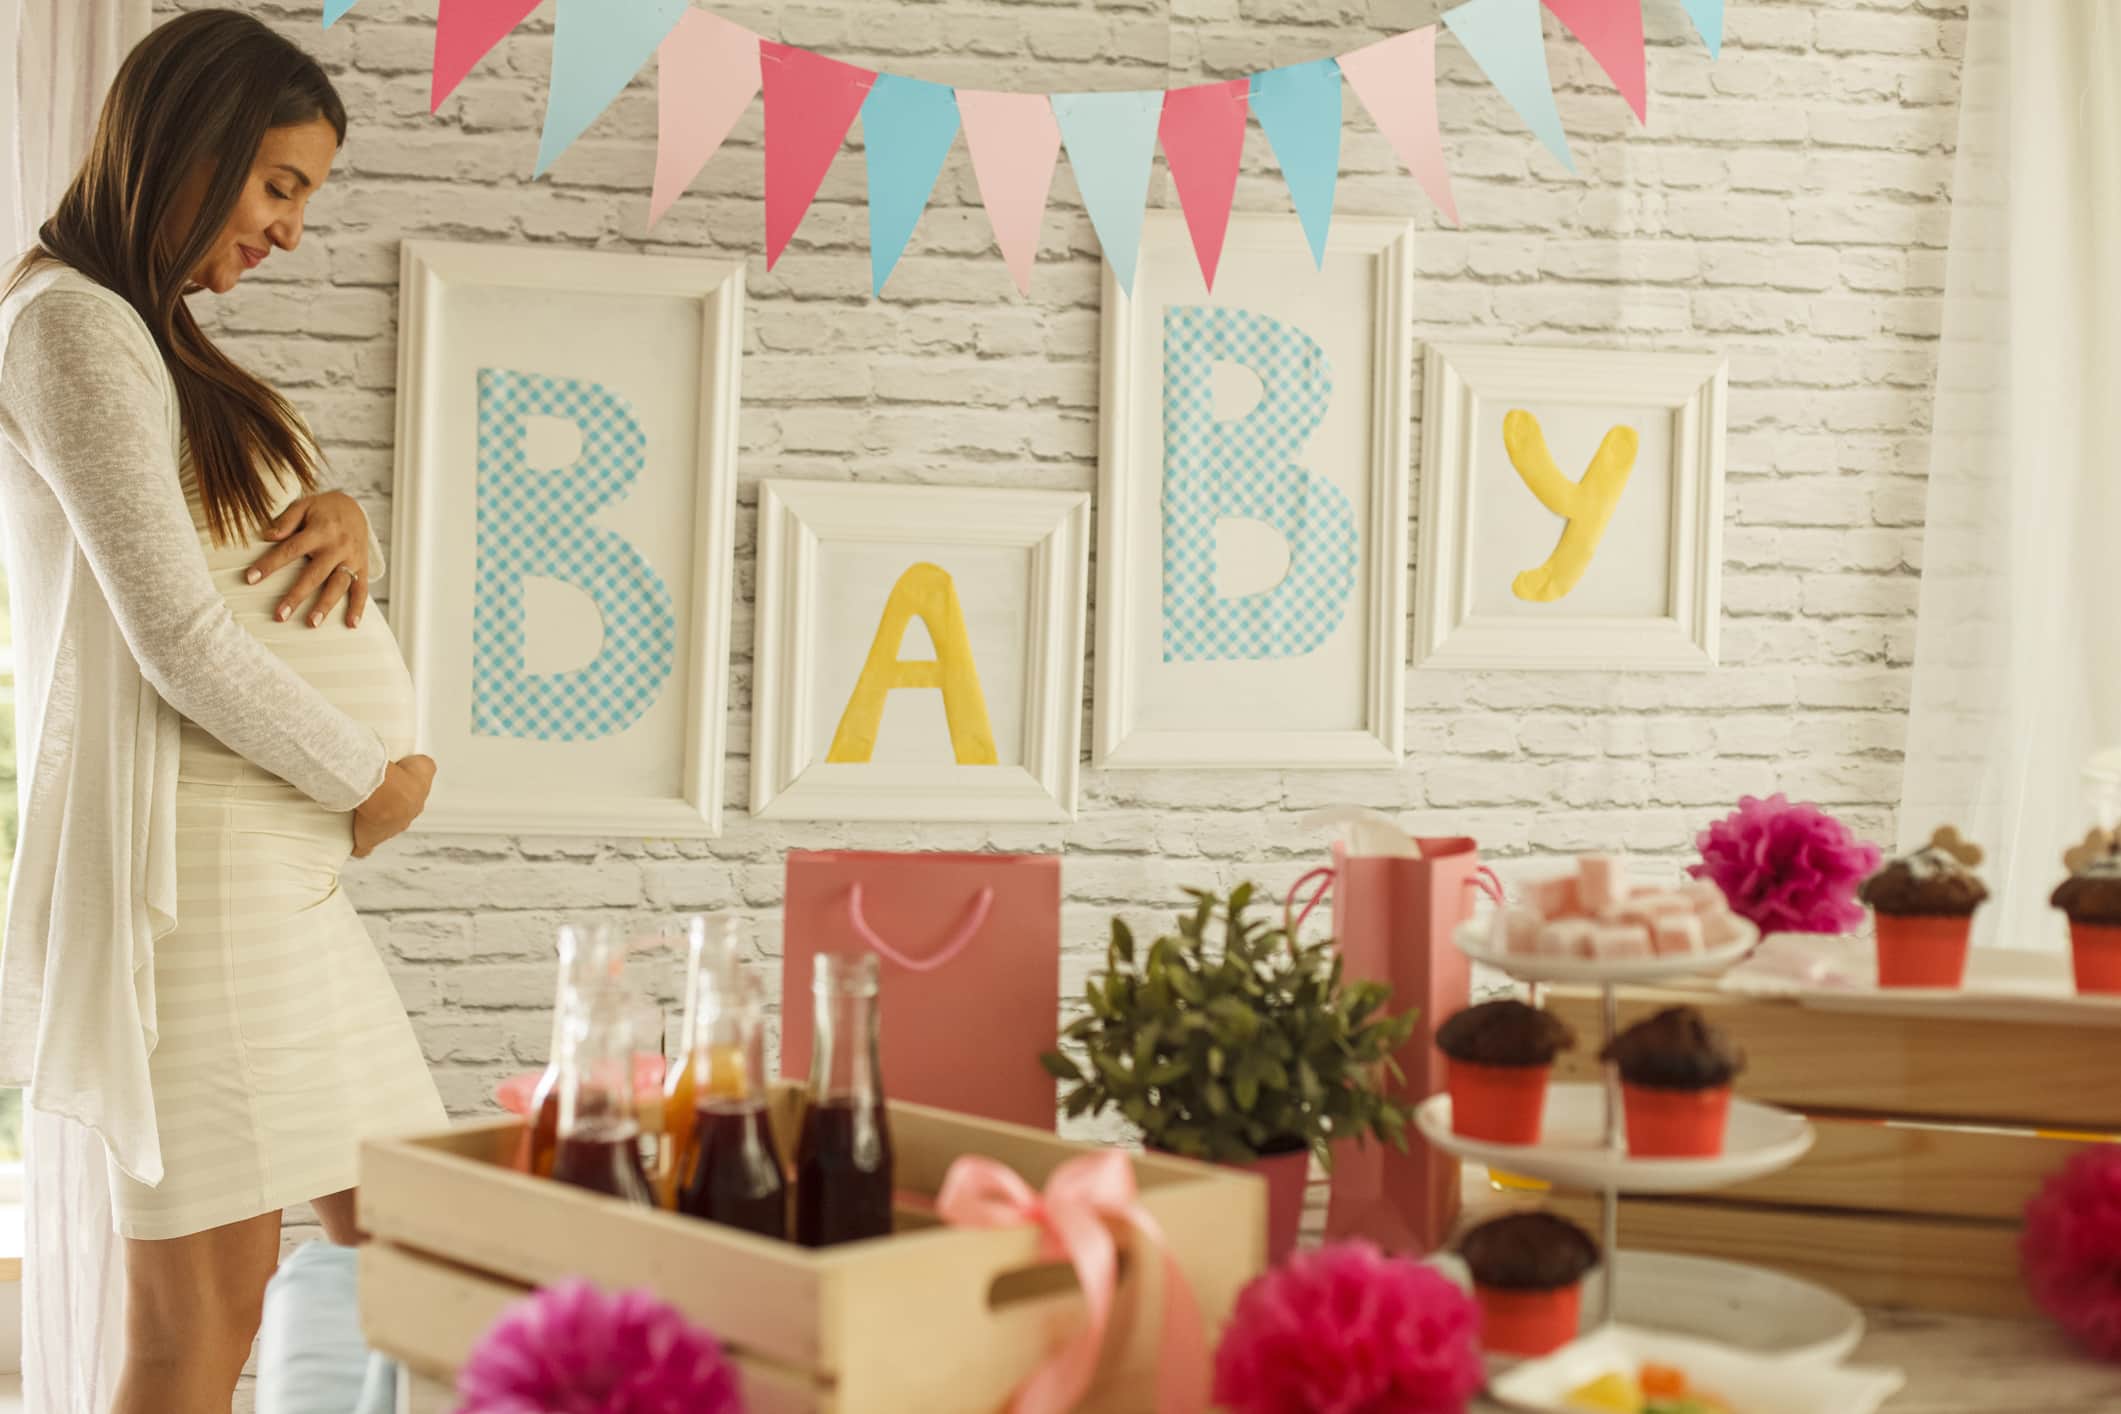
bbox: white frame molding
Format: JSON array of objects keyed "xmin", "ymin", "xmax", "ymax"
[
  {"xmin": 1094, "ymin": 212, "xmax": 1414, "ymax": 770},
  {"xmin": 390, "ymin": 240, "xmax": 744, "ymax": 836},
  {"xmin": 1415, "ymin": 342, "xmax": 1729, "ymax": 672},
  {"xmin": 751, "ymin": 480, "xmax": 1090, "ymax": 823}
]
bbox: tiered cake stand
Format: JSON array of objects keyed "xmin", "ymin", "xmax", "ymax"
[{"xmin": 1419, "ymin": 921, "xmax": 1823, "ymax": 1341}]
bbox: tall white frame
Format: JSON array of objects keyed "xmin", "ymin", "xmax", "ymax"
[
  {"xmin": 390, "ymin": 240, "xmax": 744, "ymax": 836},
  {"xmin": 751, "ymin": 480, "xmax": 1090, "ymax": 823},
  {"xmin": 1095, "ymin": 212, "xmax": 1414, "ymax": 770},
  {"xmin": 1415, "ymin": 342, "xmax": 1729, "ymax": 672}
]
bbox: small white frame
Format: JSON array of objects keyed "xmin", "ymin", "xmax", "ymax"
[
  {"xmin": 1095, "ymin": 212, "xmax": 1415, "ymax": 769},
  {"xmin": 750, "ymin": 480, "xmax": 1090, "ymax": 823},
  {"xmin": 1415, "ymin": 342, "xmax": 1729, "ymax": 672},
  {"xmin": 390, "ymin": 240, "xmax": 744, "ymax": 836}
]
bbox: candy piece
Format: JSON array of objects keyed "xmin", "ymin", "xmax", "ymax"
[
  {"xmin": 1610, "ymin": 891, "xmax": 1694, "ymax": 926},
  {"xmin": 1590, "ymin": 924, "xmax": 1653, "ymax": 960},
  {"xmin": 1679, "ymin": 878, "xmax": 1727, "ymax": 910},
  {"xmin": 1653, "ymin": 914, "xmax": 1704, "ymax": 956},
  {"xmin": 1500, "ymin": 906, "xmax": 1544, "ymax": 956},
  {"xmin": 1578, "ymin": 854, "xmax": 1628, "ymax": 914},
  {"xmin": 1538, "ymin": 919, "xmax": 1595, "ymax": 957},
  {"xmin": 1533, "ymin": 875, "xmax": 1581, "ymax": 918},
  {"xmin": 1699, "ymin": 908, "xmax": 1748, "ymax": 949}
]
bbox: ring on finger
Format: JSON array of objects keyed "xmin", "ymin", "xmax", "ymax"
[{"xmin": 331, "ymin": 564, "xmax": 360, "ymax": 583}]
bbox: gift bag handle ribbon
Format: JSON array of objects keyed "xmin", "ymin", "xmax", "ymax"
[
  {"xmin": 937, "ymin": 1150, "xmax": 1208, "ymax": 1414},
  {"xmin": 846, "ymin": 882, "xmax": 995, "ymax": 973},
  {"xmin": 1282, "ymin": 863, "xmax": 1505, "ymax": 938}
]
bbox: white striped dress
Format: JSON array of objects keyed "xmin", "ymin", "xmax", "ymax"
[{"xmin": 105, "ymin": 465, "xmax": 446, "ymax": 1240}]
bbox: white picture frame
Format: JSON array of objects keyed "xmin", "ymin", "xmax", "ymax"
[
  {"xmin": 1095, "ymin": 212, "xmax": 1414, "ymax": 770},
  {"xmin": 751, "ymin": 480, "xmax": 1090, "ymax": 823},
  {"xmin": 1415, "ymin": 343, "xmax": 1729, "ymax": 672},
  {"xmin": 389, "ymin": 240, "xmax": 744, "ymax": 836}
]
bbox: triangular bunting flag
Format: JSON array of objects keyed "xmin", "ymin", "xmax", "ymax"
[
  {"xmin": 322, "ymin": 0, "xmax": 358, "ymax": 26},
  {"xmin": 1158, "ymin": 80, "xmax": 1248, "ymax": 291},
  {"xmin": 958, "ymin": 91, "xmax": 1062, "ymax": 296},
  {"xmin": 862, "ymin": 75, "xmax": 960, "ymax": 295},
  {"xmin": 1248, "ymin": 58, "xmax": 1343, "ymax": 268},
  {"xmin": 1682, "ymin": 0, "xmax": 1724, "ymax": 59},
  {"xmin": 1545, "ymin": 0, "xmax": 1648, "ymax": 123},
  {"xmin": 1051, "ymin": 90, "xmax": 1164, "ymax": 295},
  {"xmin": 761, "ymin": 41, "xmax": 876, "ymax": 268},
  {"xmin": 432, "ymin": 0, "xmax": 542, "ymax": 113},
  {"xmin": 535, "ymin": 0, "xmax": 687, "ymax": 177},
  {"xmin": 1339, "ymin": 28, "xmax": 1457, "ymax": 225},
  {"xmin": 1442, "ymin": 0, "xmax": 1575, "ymax": 172},
  {"xmin": 649, "ymin": 11, "xmax": 761, "ymax": 227}
]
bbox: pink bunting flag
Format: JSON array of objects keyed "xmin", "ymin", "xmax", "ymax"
[
  {"xmin": 1338, "ymin": 27, "xmax": 1457, "ymax": 225},
  {"xmin": 1158, "ymin": 79, "xmax": 1248, "ymax": 291},
  {"xmin": 760, "ymin": 41, "xmax": 876, "ymax": 268},
  {"xmin": 650, "ymin": 12, "xmax": 761, "ymax": 228},
  {"xmin": 1544, "ymin": 0, "xmax": 1649, "ymax": 123},
  {"xmin": 431, "ymin": 0, "xmax": 541, "ymax": 113},
  {"xmin": 958, "ymin": 91, "xmax": 1062, "ymax": 296}
]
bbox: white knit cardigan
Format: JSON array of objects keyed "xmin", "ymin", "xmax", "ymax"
[{"xmin": 0, "ymin": 264, "xmax": 391, "ymax": 1186}]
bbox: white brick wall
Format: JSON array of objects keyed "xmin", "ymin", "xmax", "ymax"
[{"xmin": 158, "ymin": 0, "xmax": 1960, "ymax": 1124}]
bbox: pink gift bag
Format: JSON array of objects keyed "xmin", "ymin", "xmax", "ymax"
[
  {"xmin": 1286, "ymin": 838, "xmax": 1500, "ymax": 1253},
  {"xmin": 781, "ymin": 851, "xmax": 1062, "ymax": 1131}
]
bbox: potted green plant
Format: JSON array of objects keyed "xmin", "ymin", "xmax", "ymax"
[{"xmin": 1040, "ymin": 883, "xmax": 1420, "ymax": 1262}]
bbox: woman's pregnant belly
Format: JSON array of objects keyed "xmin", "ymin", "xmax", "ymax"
[{"xmin": 207, "ymin": 553, "xmax": 418, "ymax": 760}]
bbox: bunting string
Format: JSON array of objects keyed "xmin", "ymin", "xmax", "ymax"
[{"xmin": 326, "ymin": 0, "xmax": 1732, "ymax": 296}]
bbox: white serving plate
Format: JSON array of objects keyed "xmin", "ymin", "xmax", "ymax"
[
  {"xmin": 1456, "ymin": 919, "xmax": 1758, "ymax": 985},
  {"xmin": 1720, "ymin": 934, "xmax": 2121, "ymax": 1028},
  {"xmin": 1418, "ymin": 1086, "xmax": 1814, "ymax": 1194},
  {"xmin": 1488, "ymin": 1325, "xmax": 1903, "ymax": 1414},
  {"xmin": 1599, "ymin": 1252, "xmax": 1863, "ymax": 1364}
]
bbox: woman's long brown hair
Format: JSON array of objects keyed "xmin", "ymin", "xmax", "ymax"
[{"xmin": 11, "ymin": 11, "xmax": 347, "ymax": 543}]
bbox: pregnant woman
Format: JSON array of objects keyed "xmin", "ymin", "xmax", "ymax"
[{"xmin": 0, "ymin": 12, "xmax": 444, "ymax": 1410}]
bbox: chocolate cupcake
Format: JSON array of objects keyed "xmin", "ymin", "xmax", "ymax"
[
  {"xmin": 1438, "ymin": 1001, "xmax": 1574, "ymax": 1146},
  {"xmin": 2055, "ymin": 829, "xmax": 2121, "ymax": 994},
  {"xmin": 1436, "ymin": 1000, "xmax": 1576, "ymax": 1068},
  {"xmin": 1459, "ymin": 1212, "xmax": 1600, "ymax": 1358},
  {"xmin": 1598, "ymin": 1005, "xmax": 1744, "ymax": 1092},
  {"xmin": 1859, "ymin": 826, "xmax": 1988, "ymax": 917}
]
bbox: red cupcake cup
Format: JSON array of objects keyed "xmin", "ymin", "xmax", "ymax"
[
  {"xmin": 1620, "ymin": 1082, "xmax": 1731, "ymax": 1158},
  {"xmin": 1874, "ymin": 912, "xmax": 1972, "ymax": 989},
  {"xmin": 1476, "ymin": 1282, "xmax": 1582, "ymax": 1358},
  {"xmin": 1448, "ymin": 1059, "xmax": 1551, "ymax": 1145},
  {"xmin": 2069, "ymin": 921, "xmax": 2121, "ymax": 995}
]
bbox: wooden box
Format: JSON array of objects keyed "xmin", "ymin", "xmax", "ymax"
[
  {"xmin": 1542, "ymin": 985, "xmax": 2121, "ymax": 1317},
  {"xmin": 357, "ymin": 1091, "xmax": 1263, "ymax": 1413}
]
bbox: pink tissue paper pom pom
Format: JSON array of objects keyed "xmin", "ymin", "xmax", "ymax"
[
  {"xmin": 2024, "ymin": 1149, "xmax": 2121, "ymax": 1361},
  {"xmin": 1688, "ymin": 793, "xmax": 1881, "ymax": 936},
  {"xmin": 1213, "ymin": 1241, "xmax": 1484, "ymax": 1414},
  {"xmin": 457, "ymin": 1278, "xmax": 745, "ymax": 1414}
]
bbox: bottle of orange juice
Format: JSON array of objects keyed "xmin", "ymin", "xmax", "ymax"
[{"xmin": 658, "ymin": 915, "xmax": 743, "ymax": 1204}]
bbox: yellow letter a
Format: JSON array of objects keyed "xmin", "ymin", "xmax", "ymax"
[{"xmin": 826, "ymin": 562, "xmax": 999, "ymax": 765}]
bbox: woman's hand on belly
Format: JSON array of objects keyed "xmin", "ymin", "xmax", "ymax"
[
  {"xmin": 243, "ymin": 490, "xmax": 373, "ymax": 629},
  {"xmin": 353, "ymin": 755, "xmax": 437, "ymax": 858}
]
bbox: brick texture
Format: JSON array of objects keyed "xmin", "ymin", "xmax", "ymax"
[{"xmin": 153, "ymin": 0, "xmax": 1959, "ymax": 1145}]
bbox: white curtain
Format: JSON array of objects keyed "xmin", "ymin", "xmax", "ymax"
[
  {"xmin": 1898, "ymin": 0, "xmax": 2121, "ymax": 953},
  {"xmin": 7, "ymin": 4, "xmax": 154, "ymax": 1410}
]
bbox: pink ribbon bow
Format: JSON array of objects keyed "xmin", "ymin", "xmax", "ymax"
[{"xmin": 936, "ymin": 1150, "xmax": 1210, "ymax": 1414}]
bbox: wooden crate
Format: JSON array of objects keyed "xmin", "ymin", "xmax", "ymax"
[
  {"xmin": 1542, "ymin": 985, "xmax": 2121, "ymax": 1318},
  {"xmin": 357, "ymin": 1091, "xmax": 1262, "ymax": 1413}
]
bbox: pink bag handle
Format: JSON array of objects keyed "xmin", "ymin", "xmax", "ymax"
[
  {"xmin": 1470, "ymin": 866, "xmax": 1506, "ymax": 906},
  {"xmin": 846, "ymin": 883, "xmax": 995, "ymax": 974},
  {"xmin": 1284, "ymin": 863, "xmax": 1505, "ymax": 940}
]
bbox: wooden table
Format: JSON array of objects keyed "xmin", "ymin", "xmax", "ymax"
[{"xmin": 402, "ymin": 1308, "xmax": 2113, "ymax": 1412}]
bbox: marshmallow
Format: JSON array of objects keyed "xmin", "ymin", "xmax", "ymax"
[
  {"xmin": 1699, "ymin": 908, "xmax": 1748, "ymax": 949},
  {"xmin": 1538, "ymin": 919, "xmax": 1596, "ymax": 958},
  {"xmin": 1611, "ymin": 891, "xmax": 1694, "ymax": 926},
  {"xmin": 1533, "ymin": 875, "xmax": 1582, "ymax": 918},
  {"xmin": 1590, "ymin": 923, "xmax": 1653, "ymax": 960},
  {"xmin": 1679, "ymin": 879, "xmax": 1727, "ymax": 910},
  {"xmin": 1653, "ymin": 914, "xmax": 1704, "ymax": 957},
  {"xmin": 1500, "ymin": 906, "xmax": 1545, "ymax": 956},
  {"xmin": 1579, "ymin": 854, "xmax": 1628, "ymax": 914}
]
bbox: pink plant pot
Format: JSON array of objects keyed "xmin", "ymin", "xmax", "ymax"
[{"xmin": 1229, "ymin": 1148, "xmax": 1309, "ymax": 1267}]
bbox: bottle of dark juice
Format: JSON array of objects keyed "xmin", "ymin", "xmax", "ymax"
[
  {"xmin": 794, "ymin": 953, "xmax": 894, "ymax": 1247},
  {"xmin": 676, "ymin": 969, "xmax": 786, "ymax": 1238},
  {"xmin": 515, "ymin": 923, "xmax": 618, "ymax": 1177},
  {"xmin": 549, "ymin": 982, "xmax": 657, "ymax": 1207}
]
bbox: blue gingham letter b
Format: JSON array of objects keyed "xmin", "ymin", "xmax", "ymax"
[
  {"xmin": 470, "ymin": 368, "xmax": 677, "ymax": 742},
  {"xmin": 1160, "ymin": 306, "xmax": 1359, "ymax": 663}
]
